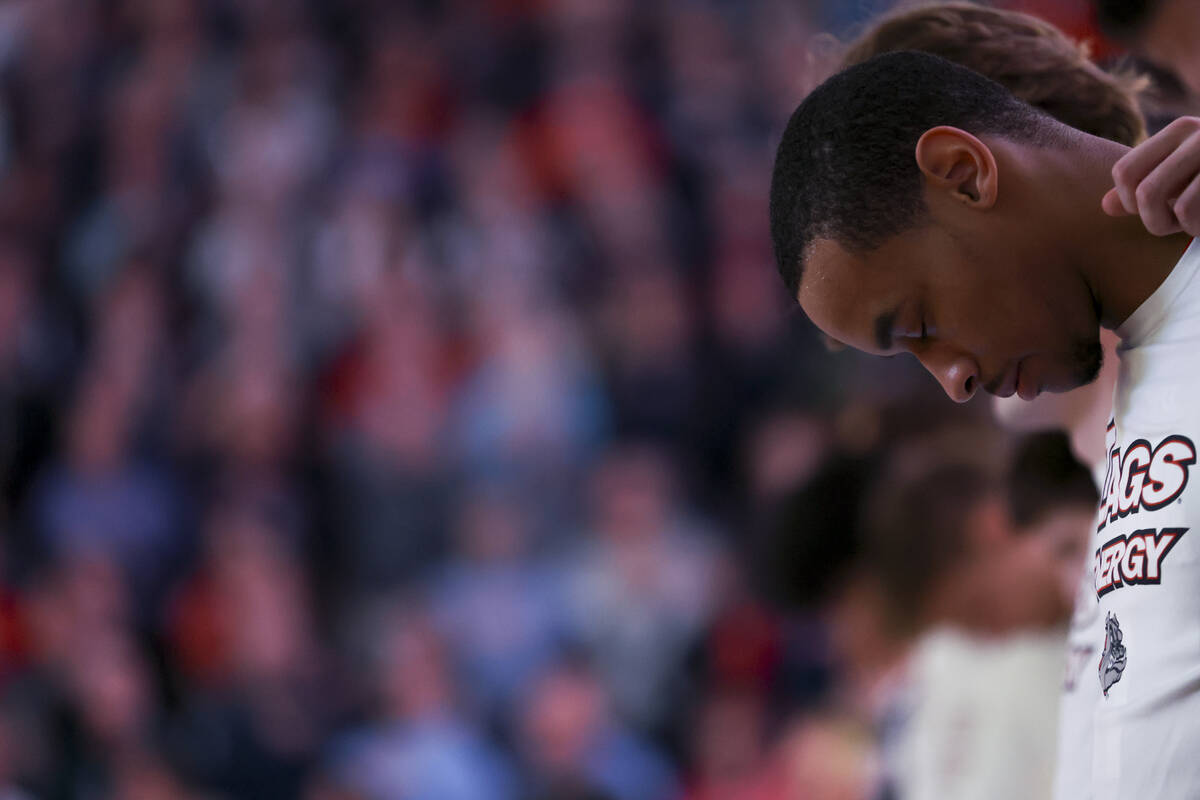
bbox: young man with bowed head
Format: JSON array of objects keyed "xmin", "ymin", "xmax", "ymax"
[
  {"xmin": 834, "ymin": 9, "xmax": 1148, "ymax": 796},
  {"xmin": 835, "ymin": 9, "xmax": 1150, "ymax": 795},
  {"xmin": 770, "ymin": 51, "xmax": 1199, "ymax": 797}
]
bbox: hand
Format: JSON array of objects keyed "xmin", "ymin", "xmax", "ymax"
[{"xmin": 1102, "ymin": 116, "xmax": 1200, "ymax": 237}]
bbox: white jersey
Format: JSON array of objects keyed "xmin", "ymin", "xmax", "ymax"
[{"xmin": 1090, "ymin": 237, "xmax": 1200, "ymax": 798}]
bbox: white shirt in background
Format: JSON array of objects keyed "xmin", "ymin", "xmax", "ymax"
[{"xmin": 895, "ymin": 627, "xmax": 1064, "ymax": 800}]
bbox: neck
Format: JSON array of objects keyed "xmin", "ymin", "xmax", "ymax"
[{"xmin": 1047, "ymin": 134, "xmax": 1193, "ymax": 330}]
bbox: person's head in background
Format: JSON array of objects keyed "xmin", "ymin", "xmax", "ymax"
[
  {"xmin": 1095, "ymin": 0, "xmax": 1200, "ymax": 99},
  {"xmin": 1006, "ymin": 430, "xmax": 1100, "ymax": 605},
  {"xmin": 842, "ymin": 2, "xmax": 1147, "ymax": 147},
  {"xmin": 864, "ymin": 440, "xmax": 1090, "ymax": 640},
  {"xmin": 865, "ymin": 456, "xmax": 1002, "ymax": 639},
  {"xmin": 757, "ymin": 412, "xmax": 1010, "ymax": 704}
]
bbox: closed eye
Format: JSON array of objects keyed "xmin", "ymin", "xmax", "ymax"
[{"xmin": 916, "ymin": 313, "xmax": 937, "ymax": 345}]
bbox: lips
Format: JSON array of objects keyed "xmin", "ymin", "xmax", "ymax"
[
  {"xmin": 1017, "ymin": 360, "xmax": 1039, "ymax": 400},
  {"xmin": 991, "ymin": 361, "xmax": 1020, "ymax": 398}
]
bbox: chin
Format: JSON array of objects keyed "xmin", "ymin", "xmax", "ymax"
[
  {"xmin": 1066, "ymin": 336, "xmax": 1104, "ymax": 389},
  {"xmin": 1032, "ymin": 339, "xmax": 1102, "ymax": 397}
]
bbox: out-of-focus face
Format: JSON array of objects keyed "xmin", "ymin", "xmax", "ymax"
[
  {"xmin": 798, "ymin": 220, "xmax": 1102, "ymax": 404},
  {"xmin": 965, "ymin": 500, "xmax": 1093, "ymax": 628},
  {"xmin": 1022, "ymin": 504, "xmax": 1096, "ymax": 611},
  {"xmin": 1135, "ymin": 0, "xmax": 1200, "ymax": 99}
]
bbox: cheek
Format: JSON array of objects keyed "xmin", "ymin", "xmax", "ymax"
[
  {"xmin": 943, "ymin": 278, "xmax": 1043, "ymax": 357},
  {"xmin": 996, "ymin": 271, "xmax": 1089, "ymax": 354},
  {"xmin": 935, "ymin": 245, "xmax": 1041, "ymax": 348},
  {"xmin": 944, "ymin": 237, "xmax": 1092, "ymax": 363}
]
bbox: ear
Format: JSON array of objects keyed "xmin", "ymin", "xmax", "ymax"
[{"xmin": 914, "ymin": 126, "xmax": 998, "ymax": 209}]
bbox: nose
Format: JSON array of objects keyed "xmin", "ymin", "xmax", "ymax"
[{"xmin": 917, "ymin": 349, "xmax": 980, "ymax": 403}]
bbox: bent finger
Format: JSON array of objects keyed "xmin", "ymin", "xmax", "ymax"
[
  {"xmin": 1173, "ymin": 172, "xmax": 1200, "ymax": 238},
  {"xmin": 1113, "ymin": 117, "xmax": 1200, "ymax": 215},
  {"xmin": 1135, "ymin": 130, "xmax": 1200, "ymax": 234},
  {"xmin": 1102, "ymin": 187, "xmax": 1132, "ymax": 217}
]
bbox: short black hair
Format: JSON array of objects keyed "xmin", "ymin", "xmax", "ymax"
[
  {"xmin": 1093, "ymin": 0, "xmax": 1162, "ymax": 41},
  {"xmin": 1007, "ymin": 431, "xmax": 1099, "ymax": 528},
  {"xmin": 769, "ymin": 50, "xmax": 1063, "ymax": 298}
]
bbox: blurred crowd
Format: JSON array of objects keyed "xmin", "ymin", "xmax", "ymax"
[{"xmin": 0, "ymin": 1, "xmax": 1175, "ymax": 799}]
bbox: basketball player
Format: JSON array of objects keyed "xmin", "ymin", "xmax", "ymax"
[
  {"xmin": 835, "ymin": 8, "xmax": 1147, "ymax": 797},
  {"xmin": 770, "ymin": 51, "xmax": 1199, "ymax": 798}
]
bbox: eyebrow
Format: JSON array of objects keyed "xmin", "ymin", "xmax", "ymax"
[{"xmin": 874, "ymin": 308, "xmax": 897, "ymax": 351}]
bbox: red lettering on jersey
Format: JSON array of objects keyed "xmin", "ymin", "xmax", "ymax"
[
  {"xmin": 1098, "ymin": 435, "xmax": 1196, "ymax": 531},
  {"xmin": 1094, "ymin": 528, "xmax": 1188, "ymax": 598}
]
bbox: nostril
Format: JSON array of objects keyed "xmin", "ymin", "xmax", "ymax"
[{"xmin": 964, "ymin": 375, "xmax": 976, "ymax": 396}]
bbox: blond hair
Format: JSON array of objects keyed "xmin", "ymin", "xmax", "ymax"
[{"xmin": 842, "ymin": 2, "xmax": 1148, "ymax": 145}]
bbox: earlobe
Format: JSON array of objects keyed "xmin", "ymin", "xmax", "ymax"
[{"xmin": 914, "ymin": 126, "xmax": 998, "ymax": 210}]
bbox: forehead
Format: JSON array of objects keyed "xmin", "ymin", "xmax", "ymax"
[{"xmin": 796, "ymin": 236, "xmax": 921, "ymax": 355}]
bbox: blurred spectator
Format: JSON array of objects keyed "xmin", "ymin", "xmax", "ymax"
[
  {"xmin": 598, "ymin": 265, "xmax": 702, "ymax": 452},
  {"xmin": 683, "ymin": 689, "xmax": 770, "ymax": 800},
  {"xmin": 519, "ymin": 658, "xmax": 679, "ymax": 800},
  {"xmin": 63, "ymin": 68, "xmax": 191, "ymax": 298},
  {"xmin": 324, "ymin": 605, "xmax": 517, "ymax": 800},
  {"xmin": 430, "ymin": 483, "xmax": 564, "ymax": 724},
  {"xmin": 28, "ymin": 368, "xmax": 183, "ymax": 617},
  {"xmin": 323, "ymin": 275, "xmax": 454, "ymax": 595},
  {"xmin": 452, "ymin": 296, "xmax": 609, "ymax": 498},
  {"xmin": 563, "ymin": 444, "xmax": 722, "ymax": 736},
  {"xmin": 701, "ymin": 562, "xmax": 784, "ymax": 696},
  {"xmin": 168, "ymin": 501, "xmax": 329, "ymax": 799}
]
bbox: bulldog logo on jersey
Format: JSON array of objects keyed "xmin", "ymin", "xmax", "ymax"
[{"xmin": 1099, "ymin": 612, "xmax": 1127, "ymax": 697}]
